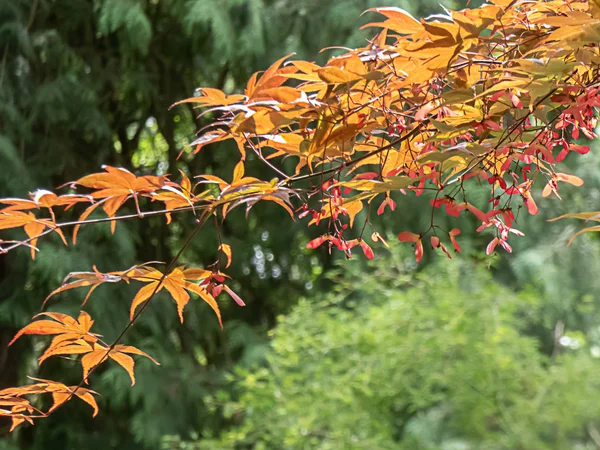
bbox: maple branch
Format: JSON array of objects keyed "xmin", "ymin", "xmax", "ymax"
[
  {"xmin": 284, "ymin": 124, "xmax": 424, "ymax": 185},
  {"xmin": 110, "ymin": 216, "xmax": 209, "ymax": 347},
  {"xmin": 42, "ymin": 210, "xmax": 212, "ymax": 418},
  {"xmin": 0, "ymin": 205, "xmax": 203, "ymax": 255},
  {"xmin": 246, "ymin": 135, "xmax": 290, "ymax": 179}
]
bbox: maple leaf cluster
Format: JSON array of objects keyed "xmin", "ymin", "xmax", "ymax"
[{"xmin": 1, "ymin": 0, "xmax": 600, "ymax": 430}]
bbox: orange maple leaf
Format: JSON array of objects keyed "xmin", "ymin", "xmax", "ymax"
[
  {"xmin": 0, "ymin": 211, "xmax": 67, "ymax": 259},
  {"xmin": 81, "ymin": 344, "xmax": 159, "ymax": 386},
  {"xmin": 74, "ymin": 166, "xmax": 167, "ymax": 233},
  {"xmin": 129, "ymin": 266, "xmax": 222, "ymax": 326},
  {"xmin": 0, "ymin": 379, "xmax": 99, "ymax": 430}
]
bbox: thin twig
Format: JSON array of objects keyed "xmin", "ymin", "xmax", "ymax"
[{"xmin": 35, "ymin": 209, "xmax": 212, "ymax": 418}]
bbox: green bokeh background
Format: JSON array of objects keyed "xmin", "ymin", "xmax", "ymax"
[{"xmin": 2, "ymin": 1, "xmax": 600, "ymax": 449}]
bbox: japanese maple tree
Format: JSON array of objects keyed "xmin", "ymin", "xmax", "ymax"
[{"xmin": 2, "ymin": 0, "xmax": 600, "ymax": 430}]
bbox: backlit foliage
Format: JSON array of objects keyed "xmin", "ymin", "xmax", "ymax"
[{"xmin": 2, "ymin": 0, "xmax": 600, "ymax": 429}]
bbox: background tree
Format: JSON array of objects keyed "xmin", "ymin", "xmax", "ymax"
[{"xmin": 182, "ymin": 245, "xmax": 600, "ymax": 450}]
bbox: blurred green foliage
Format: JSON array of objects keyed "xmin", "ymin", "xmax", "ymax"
[
  {"xmin": 2, "ymin": 0, "xmax": 600, "ymax": 449},
  {"xmin": 172, "ymin": 244, "xmax": 600, "ymax": 450}
]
